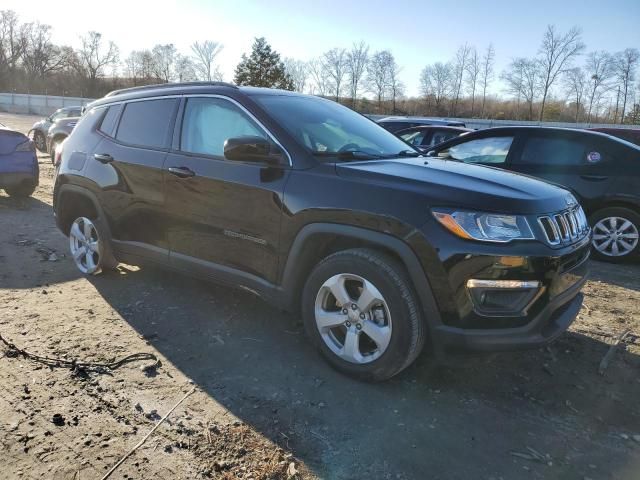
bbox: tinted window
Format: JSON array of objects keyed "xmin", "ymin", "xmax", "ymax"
[
  {"xmin": 380, "ymin": 122, "xmax": 410, "ymax": 133},
  {"xmin": 50, "ymin": 111, "xmax": 66, "ymax": 122},
  {"xmin": 116, "ymin": 99, "xmax": 177, "ymax": 148},
  {"xmin": 98, "ymin": 105, "xmax": 122, "ymax": 137},
  {"xmin": 428, "ymin": 129, "xmax": 462, "ymax": 147},
  {"xmin": 401, "ymin": 130, "xmax": 427, "ymax": 146},
  {"xmin": 180, "ymin": 97, "xmax": 267, "ymax": 157},
  {"xmin": 442, "ymin": 136, "xmax": 514, "ymax": 164},
  {"xmin": 68, "ymin": 109, "xmax": 82, "ymax": 117},
  {"xmin": 517, "ymin": 136, "xmax": 586, "ymax": 165}
]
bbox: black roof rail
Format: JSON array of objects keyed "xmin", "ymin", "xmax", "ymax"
[{"xmin": 105, "ymin": 81, "xmax": 238, "ymax": 98}]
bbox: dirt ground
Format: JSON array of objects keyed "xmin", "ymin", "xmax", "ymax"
[{"xmin": 0, "ymin": 112, "xmax": 639, "ymax": 480}]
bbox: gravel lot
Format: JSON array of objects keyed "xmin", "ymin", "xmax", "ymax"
[{"xmin": 1, "ymin": 112, "xmax": 639, "ymax": 479}]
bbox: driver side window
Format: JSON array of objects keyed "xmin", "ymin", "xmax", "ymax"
[
  {"xmin": 440, "ymin": 136, "xmax": 514, "ymax": 164},
  {"xmin": 180, "ymin": 97, "xmax": 268, "ymax": 157}
]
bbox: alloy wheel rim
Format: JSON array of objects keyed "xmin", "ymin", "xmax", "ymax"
[
  {"xmin": 35, "ymin": 133, "xmax": 45, "ymax": 150},
  {"xmin": 314, "ymin": 273, "xmax": 392, "ymax": 364},
  {"xmin": 592, "ymin": 216, "xmax": 639, "ymax": 257},
  {"xmin": 69, "ymin": 217, "xmax": 101, "ymax": 274}
]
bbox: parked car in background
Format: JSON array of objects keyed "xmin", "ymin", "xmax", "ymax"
[
  {"xmin": 0, "ymin": 122, "xmax": 39, "ymax": 198},
  {"xmin": 377, "ymin": 116, "xmax": 466, "ymax": 133},
  {"xmin": 29, "ymin": 106, "xmax": 82, "ymax": 153},
  {"xmin": 424, "ymin": 126, "xmax": 640, "ymax": 262},
  {"xmin": 396, "ymin": 125, "xmax": 472, "ymax": 149},
  {"xmin": 589, "ymin": 127, "xmax": 640, "ymax": 147},
  {"xmin": 54, "ymin": 82, "xmax": 590, "ymax": 381},
  {"xmin": 47, "ymin": 114, "xmax": 80, "ymax": 162}
]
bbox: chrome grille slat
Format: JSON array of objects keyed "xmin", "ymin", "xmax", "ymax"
[{"xmin": 538, "ymin": 206, "xmax": 589, "ymax": 246}]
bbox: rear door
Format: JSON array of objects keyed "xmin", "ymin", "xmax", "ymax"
[
  {"xmin": 164, "ymin": 95, "xmax": 289, "ymax": 284},
  {"xmin": 89, "ymin": 97, "xmax": 179, "ymax": 259},
  {"xmin": 508, "ymin": 131, "xmax": 613, "ymax": 212}
]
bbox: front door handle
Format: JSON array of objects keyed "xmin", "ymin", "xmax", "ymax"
[
  {"xmin": 167, "ymin": 166, "xmax": 196, "ymax": 178},
  {"xmin": 580, "ymin": 174, "xmax": 608, "ymax": 181},
  {"xmin": 94, "ymin": 153, "xmax": 114, "ymax": 164}
]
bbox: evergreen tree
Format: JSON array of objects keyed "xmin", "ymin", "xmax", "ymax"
[{"xmin": 234, "ymin": 37, "xmax": 294, "ymax": 90}]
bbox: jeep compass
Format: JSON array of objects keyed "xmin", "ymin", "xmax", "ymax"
[{"xmin": 53, "ymin": 82, "xmax": 590, "ymax": 381}]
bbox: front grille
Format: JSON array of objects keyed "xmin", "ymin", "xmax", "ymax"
[{"xmin": 538, "ymin": 206, "xmax": 589, "ymax": 246}]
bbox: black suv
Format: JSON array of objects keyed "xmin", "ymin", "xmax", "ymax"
[
  {"xmin": 424, "ymin": 127, "xmax": 640, "ymax": 262},
  {"xmin": 53, "ymin": 83, "xmax": 590, "ymax": 381}
]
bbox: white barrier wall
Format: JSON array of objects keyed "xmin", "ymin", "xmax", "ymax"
[{"xmin": 0, "ymin": 93, "xmax": 95, "ymax": 116}]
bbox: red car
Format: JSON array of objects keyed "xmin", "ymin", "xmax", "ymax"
[{"xmin": 589, "ymin": 127, "xmax": 640, "ymax": 147}]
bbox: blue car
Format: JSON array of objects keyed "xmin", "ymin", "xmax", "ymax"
[{"xmin": 0, "ymin": 122, "xmax": 39, "ymax": 198}]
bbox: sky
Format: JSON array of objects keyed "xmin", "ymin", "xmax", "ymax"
[{"xmin": 4, "ymin": 0, "xmax": 640, "ymax": 97}]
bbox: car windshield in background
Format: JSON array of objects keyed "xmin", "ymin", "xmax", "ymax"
[{"xmin": 253, "ymin": 94, "xmax": 417, "ymax": 160}]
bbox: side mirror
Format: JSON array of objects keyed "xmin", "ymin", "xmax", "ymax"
[{"xmin": 224, "ymin": 136, "xmax": 283, "ymax": 165}]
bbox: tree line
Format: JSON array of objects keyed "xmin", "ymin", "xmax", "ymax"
[{"xmin": 1, "ymin": 9, "xmax": 638, "ymax": 124}]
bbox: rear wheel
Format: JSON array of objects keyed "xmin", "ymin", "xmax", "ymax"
[
  {"xmin": 302, "ymin": 248, "xmax": 426, "ymax": 381},
  {"xmin": 33, "ymin": 131, "xmax": 46, "ymax": 152},
  {"xmin": 590, "ymin": 207, "xmax": 640, "ymax": 262},
  {"xmin": 68, "ymin": 216, "xmax": 118, "ymax": 275},
  {"xmin": 4, "ymin": 183, "xmax": 36, "ymax": 198}
]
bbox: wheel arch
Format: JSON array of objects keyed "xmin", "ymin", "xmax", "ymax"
[
  {"xmin": 279, "ymin": 223, "xmax": 442, "ymax": 332},
  {"xmin": 54, "ymin": 184, "xmax": 108, "ymax": 237},
  {"xmin": 588, "ymin": 198, "xmax": 640, "ymax": 218}
]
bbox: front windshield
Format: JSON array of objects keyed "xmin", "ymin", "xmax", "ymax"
[{"xmin": 253, "ymin": 94, "xmax": 416, "ymax": 159}]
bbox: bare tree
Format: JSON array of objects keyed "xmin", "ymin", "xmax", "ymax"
[
  {"xmin": 501, "ymin": 58, "xmax": 525, "ymax": 119},
  {"xmin": 479, "ymin": 44, "xmax": 495, "ymax": 118},
  {"xmin": 346, "ymin": 41, "xmax": 369, "ymax": 106},
  {"xmin": 0, "ymin": 10, "xmax": 27, "ymax": 89},
  {"xmin": 465, "ymin": 47, "xmax": 480, "ymax": 117},
  {"xmin": 283, "ymin": 58, "xmax": 308, "ymax": 92},
  {"xmin": 75, "ymin": 31, "xmax": 119, "ymax": 96},
  {"xmin": 367, "ymin": 50, "xmax": 393, "ymax": 108},
  {"xmin": 563, "ymin": 67, "xmax": 587, "ymax": 122},
  {"xmin": 191, "ymin": 40, "xmax": 223, "ymax": 81},
  {"xmin": 175, "ymin": 54, "xmax": 197, "ymax": 82},
  {"xmin": 451, "ymin": 43, "xmax": 471, "ymax": 116},
  {"xmin": 323, "ymin": 48, "xmax": 348, "ymax": 101},
  {"xmin": 21, "ymin": 23, "xmax": 68, "ymax": 82},
  {"xmin": 420, "ymin": 62, "xmax": 452, "ymax": 114},
  {"xmin": 152, "ymin": 44, "xmax": 177, "ymax": 83},
  {"xmin": 614, "ymin": 48, "xmax": 639, "ymax": 124},
  {"xmin": 537, "ymin": 25, "xmax": 585, "ymax": 120},
  {"xmin": 387, "ymin": 54, "xmax": 404, "ymax": 113},
  {"xmin": 502, "ymin": 58, "xmax": 539, "ymax": 120},
  {"xmin": 585, "ymin": 51, "xmax": 614, "ymax": 122},
  {"xmin": 308, "ymin": 57, "xmax": 331, "ymax": 96}
]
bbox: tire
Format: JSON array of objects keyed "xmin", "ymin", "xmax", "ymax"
[
  {"xmin": 68, "ymin": 215, "xmax": 119, "ymax": 275},
  {"xmin": 301, "ymin": 248, "xmax": 426, "ymax": 381},
  {"xmin": 34, "ymin": 131, "xmax": 46, "ymax": 152},
  {"xmin": 4, "ymin": 183, "xmax": 36, "ymax": 198},
  {"xmin": 590, "ymin": 207, "xmax": 640, "ymax": 263}
]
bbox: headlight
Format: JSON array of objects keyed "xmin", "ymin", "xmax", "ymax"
[{"xmin": 432, "ymin": 209, "xmax": 535, "ymax": 243}]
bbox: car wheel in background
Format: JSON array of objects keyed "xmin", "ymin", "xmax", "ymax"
[
  {"xmin": 68, "ymin": 216, "xmax": 118, "ymax": 275},
  {"xmin": 590, "ymin": 207, "xmax": 640, "ymax": 263},
  {"xmin": 33, "ymin": 131, "xmax": 46, "ymax": 152},
  {"xmin": 4, "ymin": 183, "xmax": 36, "ymax": 198},
  {"xmin": 302, "ymin": 248, "xmax": 426, "ymax": 381}
]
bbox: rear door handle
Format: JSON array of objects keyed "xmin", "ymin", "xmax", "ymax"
[
  {"xmin": 94, "ymin": 153, "xmax": 114, "ymax": 164},
  {"xmin": 580, "ymin": 175, "xmax": 608, "ymax": 181},
  {"xmin": 167, "ymin": 166, "xmax": 196, "ymax": 178}
]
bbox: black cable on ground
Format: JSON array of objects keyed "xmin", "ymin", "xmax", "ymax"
[{"xmin": 0, "ymin": 332, "xmax": 159, "ymax": 373}]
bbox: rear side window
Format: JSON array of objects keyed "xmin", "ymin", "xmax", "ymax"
[
  {"xmin": 517, "ymin": 136, "xmax": 586, "ymax": 165},
  {"xmin": 428, "ymin": 129, "xmax": 461, "ymax": 147},
  {"xmin": 401, "ymin": 130, "xmax": 427, "ymax": 146},
  {"xmin": 180, "ymin": 97, "xmax": 266, "ymax": 157},
  {"xmin": 116, "ymin": 99, "xmax": 177, "ymax": 149},
  {"xmin": 444, "ymin": 136, "xmax": 514, "ymax": 164},
  {"xmin": 98, "ymin": 105, "xmax": 122, "ymax": 137}
]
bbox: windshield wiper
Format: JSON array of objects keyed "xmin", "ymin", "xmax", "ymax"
[
  {"xmin": 389, "ymin": 149, "xmax": 422, "ymax": 158},
  {"xmin": 312, "ymin": 150, "xmax": 384, "ymax": 160}
]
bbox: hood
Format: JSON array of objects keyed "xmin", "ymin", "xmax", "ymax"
[{"xmin": 335, "ymin": 158, "xmax": 573, "ymax": 215}]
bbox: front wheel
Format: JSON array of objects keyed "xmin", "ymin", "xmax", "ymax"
[
  {"xmin": 69, "ymin": 216, "xmax": 118, "ymax": 275},
  {"xmin": 590, "ymin": 207, "xmax": 640, "ymax": 262},
  {"xmin": 302, "ymin": 248, "xmax": 426, "ymax": 381},
  {"xmin": 4, "ymin": 183, "xmax": 36, "ymax": 198},
  {"xmin": 34, "ymin": 131, "xmax": 46, "ymax": 152}
]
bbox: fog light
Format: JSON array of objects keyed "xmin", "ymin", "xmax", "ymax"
[{"xmin": 466, "ymin": 279, "xmax": 542, "ymax": 317}]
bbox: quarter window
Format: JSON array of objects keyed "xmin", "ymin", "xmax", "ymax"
[
  {"xmin": 180, "ymin": 97, "xmax": 267, "ymax": 157},
  {"xmin": 116, "ymin": 99, "xmax": 178, "ymax": 149},
  {"xmin": 517, "ymin": 136, "xmax": 586, "ymax": 165},
  {"xmin": 98, "ymin": 105, "xmax": 122, "ymax": 137},
  {"xmin": 443, "ymin": 136, "xmax": 514, "ymax": 164}
]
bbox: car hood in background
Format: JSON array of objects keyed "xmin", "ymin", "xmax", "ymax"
[{"xmin": 336, "ymin": 158, "xmax": 573, "ymax": 215}]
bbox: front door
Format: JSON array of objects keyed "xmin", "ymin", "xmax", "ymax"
[{"xmin": 164, "ymin": 96, "xmax": 289, "ymax": 284}]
